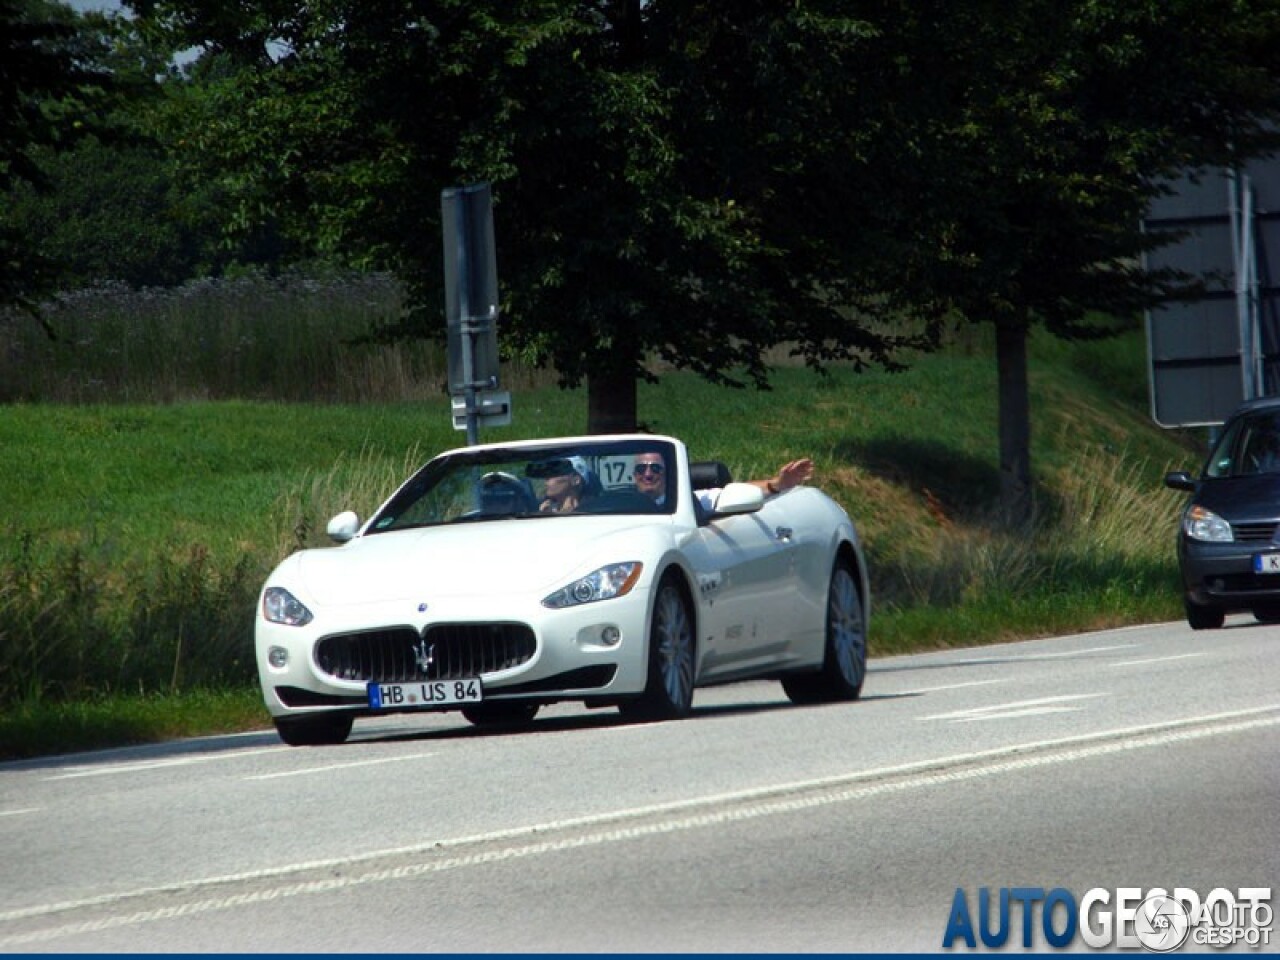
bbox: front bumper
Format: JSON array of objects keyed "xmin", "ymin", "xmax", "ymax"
[
  {"xmin": 1178, "ymin": 537, "xmax": 1280, "ymax": 608},
  {"xmin": 255, "ymin": 588, "xmax": 653, "ymax": 718}
]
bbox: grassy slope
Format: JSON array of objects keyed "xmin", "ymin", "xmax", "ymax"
[{"xmin": 0, "ymin": 329, "xmax": 1206, "ymax": 757}]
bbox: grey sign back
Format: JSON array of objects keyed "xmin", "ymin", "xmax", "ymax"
[
  {"xmin": 442, "ymin": 183, "xmax": 500, "ymax": 394},
  {"xmin": 1144, "ymin": 159, "xmax": 1280, "ymax": 427}
]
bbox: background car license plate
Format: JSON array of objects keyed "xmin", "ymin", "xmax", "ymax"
[
  {"xmin": 1254, "ymin": 553, "xmax": 1280, "ymax": 573},
  {"xmin": 367, "ymin": 679, "xmax": 482, "ymax": 710}
]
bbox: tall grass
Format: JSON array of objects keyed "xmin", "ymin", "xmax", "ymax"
[
  {"xmin": 866, "ymin": 444, "xmax": 1184, "ymax": 653},
  {"xmin": 269, "ymin": 442, "xmax": 431, "ymax": 555},
  {"xmin": 0, "ymin": 267, "xmax": 446, "ymax": 403},
  {"xmin": 1, "ymin": 532, "xmax": 261, "ymax": 704}
]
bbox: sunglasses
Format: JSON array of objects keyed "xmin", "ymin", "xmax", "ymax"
[{"xmin": 634, "ymin": 462, "xmax": 665, "ymax": 476}]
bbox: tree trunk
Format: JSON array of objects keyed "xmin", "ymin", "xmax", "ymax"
[
  {"xmin": 995, "ymin": 319, "xmax": 1032, "ymax": 526},
  {"xmin": 587, "ymin": 372, "xmax": 638, "ymax": 434},
  {"xmin": 586, "ymin": 306, "xmax": 640, "ymax": 434}
]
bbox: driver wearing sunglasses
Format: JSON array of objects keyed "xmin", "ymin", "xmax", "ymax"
[{"xmin": 632, "ymin": 453, "xmax": 668, "ymax": 503}]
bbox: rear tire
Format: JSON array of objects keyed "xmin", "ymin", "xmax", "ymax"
[
  {"xmin": 461, "ymin": 701, "xmax": 540, "ymax": 728},
  {"xmin": 274, "ymin": 712, "xmax": 354, "ymax": 746},
  {"xmin": 619, "ymin": 576, "xmax": 695, "ymax": 722},
  {"xmin": 1185, "ymin": 598, "xmax": 1225, "ymax": 630},
  {"xmin": 782, "ymin": 557, "xmax": 867, "ymax": 705}
]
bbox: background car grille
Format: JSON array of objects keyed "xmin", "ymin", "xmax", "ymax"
[
  {"xmin": 1232, "ymin": 521, "xmax": 1280, "ymax": 543},
  {"xmin": 316, "ymin": 623, "xmax": 536, "ymax": 683}
]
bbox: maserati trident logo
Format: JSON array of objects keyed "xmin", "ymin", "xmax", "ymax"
[{"xmin": 413, "ymin": 638, "xmax": 435, "ymax": 674}]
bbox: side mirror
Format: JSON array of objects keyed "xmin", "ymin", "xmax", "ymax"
[
  {"xmin": 1163, "ymin": 471, "xmax": 1197, "ymax": 492},
  {"xmin": 712, "ymin": 482, "xmax": 765, "ymax": 516},
  {"xmin": 326, "ymin": 510, "xmax": 361, "ymax": 543}
]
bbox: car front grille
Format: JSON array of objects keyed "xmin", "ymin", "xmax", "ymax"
[
  {"xmin": 1233, "ymin": 521, "xmax": 1280, "ymax": 544},
  {"xmin": 316, "ymin": 623, "xmax": 537, "ymax": 683}
]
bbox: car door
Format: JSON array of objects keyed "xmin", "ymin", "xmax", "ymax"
[{"xmin": 682, "ymin": 506, "xmax": 797, "ymax": 680}]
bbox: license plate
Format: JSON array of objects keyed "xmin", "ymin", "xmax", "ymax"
[
  {"xmin": 367, "ymin": 678, "xmax": 482, "ymax": 710},
  {"xmin": 1254, "ymin": 553, "xmax": 1280, "ymax": 574}
]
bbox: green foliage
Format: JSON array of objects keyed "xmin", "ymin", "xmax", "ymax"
[
  {"xmin": 0, "ymin": 0, "xmax": 110, "ymax": 194},
  {"xmin": 9, "ymin": 137, "xmax": 204, "ymax": 288},
  {"xmin": 124, "ymin": 0, "xmax": 943, "ymax": 424},
  {"xmin": 117, "ymin": 1, "xmax": 1280, "ymax": 386},
  {"xmin": 0, "ymin": 0, "xmax": 115, "ymax": 308},
  {"xmin": 886, "ymin": 0, "xmax": 1280, "ymax": 338},
  {"xmin": 3, "ymin": 2, "xmax": 292, "ymax": 295}
]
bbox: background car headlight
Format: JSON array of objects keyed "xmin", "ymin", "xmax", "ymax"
[
  {"xmin": 262, "ymin": 587, "xmax": 314, "ymax": 625},
  {"xmin": 1182, "ymin": 505, "xmax": 1233, "ymax": 542},
  {"xmin": 543, "ymin": 562, "xmax": 643, "ymax": 608}
]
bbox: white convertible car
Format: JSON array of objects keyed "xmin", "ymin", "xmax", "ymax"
[{"xmin": 255, "ymin": 434, "xmax": 870, "ymax": 745}]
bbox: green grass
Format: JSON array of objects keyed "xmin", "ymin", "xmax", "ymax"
[
  {"xmin": 0, "ymin": 304, "xmax": 1209, "ymax": 760},
  {"xmin": 0, "ymin": 689, "xmax": 269, "ymax": 760}
]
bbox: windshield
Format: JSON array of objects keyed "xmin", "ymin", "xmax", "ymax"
[
  {"xmin": 367, "ymin": 439, "xmax": 678, "ymax": 533},
  {"xmin": 1206, "ymin": 410, "xmax": 1280, "ymax": 478}
]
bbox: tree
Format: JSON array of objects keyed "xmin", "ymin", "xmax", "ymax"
[
  {"xmin": 125, "ymin": 0, "xmax": 931, "ymax": 429},
  {"xmin": 857, "ymin": 0, "xmax": 1280, "ymax": 522},
  {"xmin": 0, "ymin": 0, "xmax": 113, "ymax": 312},
  {"xmin": 124, "ymin": 0, "xmax": 1280, "ymax": 519},
  {"xmin": 5, "ymin": 3, "xmax": 284, "ymax": 291}
]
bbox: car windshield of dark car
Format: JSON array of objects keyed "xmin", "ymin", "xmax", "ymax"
[
  {"xmin": 1206, "ymin": 412, "xmax": 1280, "ymax": 478},
  {"xmin": 365, "ymin": 440, "xmax": 678, "ymax": 532}
]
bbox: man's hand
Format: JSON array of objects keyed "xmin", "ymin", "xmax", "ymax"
[{"xmin": 773, "ymin": 458, "xmax": 814, "ymax": 492}]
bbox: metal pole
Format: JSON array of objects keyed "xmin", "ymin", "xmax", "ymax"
[
  {"xmin": 1229, "ymin": 170, "xmax": 1255, "ymax": 401},
  {"xmin": 454, "ymin": 211, "xmax": 480, "ymax": 446},
  {"xmin": 463, "ymin": 327, "xmax": 479, "ymax": 445},
  {"xmin": 1241, "ymin": 175, "xmax": 1260, "ymax": 397}
]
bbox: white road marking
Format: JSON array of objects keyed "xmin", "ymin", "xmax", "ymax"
[
  {"xmin": 954, "ymin": 706, "xmax": 1085, "ymax": 721},
  {"xmin": 1109, "ymin": 652, "xmax": 1207, "ymax": 668},
  {"xmin": 43, "ymin": 747, "xmax": 291, "ymax": 781},
  {"xmin": 953, "ymin": 643, "xmax": 1136, "ymax": 663},
  {"xmin": 0, "ymin": 808, "xmax": 40, "ymax": 818},
  {"xmin": 921, "ymin": 693, "xmax": 1106, "ymax": 722},
  {"xmin": 896, "ymin": 679, "xmax": 1009, "ymax": 696},
  {"xmin": 244, "ymin": 752, "xmax": 436, "ymax": 780},
  {"xmin": 3, "ymin": 703, "xmax": 1277, "ymax": 945}
]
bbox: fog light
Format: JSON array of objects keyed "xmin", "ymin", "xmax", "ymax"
[
  {"xmin": 600, "ymin": 626, "xmax": 621, "ymax": 646},
  {"xmin": 268, "ymin": 646, "xmax": 289, "ymax": 668}
]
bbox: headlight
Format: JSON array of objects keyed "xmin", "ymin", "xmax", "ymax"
[
  {"xmin": 543, "ymin": 562, "xmax": 643, "ymax": 609},
  {"xmin": 1182, "ymin": 505, "xmax": 1233, "ymax": 542},
  {"xmin": 262, "ymin": 587, "xmax": 314, "ymax": 625}
]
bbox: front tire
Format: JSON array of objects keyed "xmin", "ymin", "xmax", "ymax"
[
  {"xmin": 461, "ymin": 701, "xmax": 540, "ymax": 728},
  {"xmin": 274, "ymin": 712, "xmax": 354, "ymax": 746},
  {"xmin": 619, "ymin": 576, "xmax": 695, "ymax": 722},
  {"xmin": 782, "ymin": 557, "xmax": 867, "ymax": 705},
  {"xmin": 1185, "ymin": 598, "xmax": 1225, "ymax": 630},
  {"xmin": 1252, "ymin": 603, "xmax": 1280, "ymax": 624}
]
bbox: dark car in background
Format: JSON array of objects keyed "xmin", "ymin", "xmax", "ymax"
[{"xmin": 1165, "ymin": 396, "xmax": 1280, "ymax": 629}]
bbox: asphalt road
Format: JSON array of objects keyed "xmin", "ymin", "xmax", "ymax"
[{"xmin": 1, "ymin": 617, "xmax": 1276, "ymax": 953}]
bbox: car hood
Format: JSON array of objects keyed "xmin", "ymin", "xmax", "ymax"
[
  {"xmin": 1194, "ymin": 475, "xmax": 1280, "ymax": 522},
  {"xmin": 281, "ymin": 515, "xmax": 664, "ymax": 605}
]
